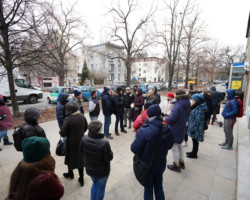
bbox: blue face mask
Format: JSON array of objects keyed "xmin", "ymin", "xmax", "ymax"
[{"xmin": 0, "ymin": 99, "xmax": 4, "ymax": 103}]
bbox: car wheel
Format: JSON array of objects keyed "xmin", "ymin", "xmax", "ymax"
[
  {"xmin": 28, "ymin": 95, "xmax": 38, "ymax": 104},
  {"xmin": 47, "ymin": 98, "xmax": 51, "ymax": 104}
]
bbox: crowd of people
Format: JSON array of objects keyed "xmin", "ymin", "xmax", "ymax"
[{"xmin": 0, "ymin": 84, "xmax": 241, "ymax": 200}]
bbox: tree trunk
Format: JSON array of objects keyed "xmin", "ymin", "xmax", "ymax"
[
  {"xmin": 185, "ymin": 66, "xmax": 189, "ymax": 89},
  {"xmin": 195, "ymin": 67, "xmax": 199, "ymax": 86},
  {"xmin": 59, "ymin": 73, "xmax": 65, "ymax": 86},
  {"xmin": 126, "ymin": 64, "xmax": 131, "ymax": 86},
  {"xmin": 168, "ymin": 64, "xmax": 174, "ymax": 91},
  {"xmin": 7, "ymin": 68, "xmax": 20, "ymax": 116}
]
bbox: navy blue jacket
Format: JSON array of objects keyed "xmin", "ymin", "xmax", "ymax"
[
  {"xmin": 56, "ymin": 93, "xmax": 69, "ymax": 129},
  {"xmin": 113, "ymin": 93, "xmax": 124, "ymax": 115},
  {"xmin": 131, "ymin": 117, "xmax": 173, "ymax": 175},
  {"xmin": 166, "ymin": 94, "xmax": 190, "ymax": 144},
  {"xmin": 204, "ymin": 95, "xmax": 213, "ymax": 122},
  {"xmin": 210, "ymin": 86, "xmax": 224, "ymax": 106},
  {"xmin": 222, "ymin": 89, "xmax": 239, "ymax": 119},
  {"xmin": 101, "ymin": 92, "xmax": 113, "ymax": 116}
]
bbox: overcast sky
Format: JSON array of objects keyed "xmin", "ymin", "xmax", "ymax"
[{"xmin": 73, "ymin": 0, "xmax": 250, "ymax": 48}]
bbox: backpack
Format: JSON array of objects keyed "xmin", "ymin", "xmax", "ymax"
[
  {"xmin": 12, "ymin": 126, "xmax": 23, "ymax": 151},
  {"xmin": 229, "ymin": 98, "xmax": 243, "ymax": 118}
]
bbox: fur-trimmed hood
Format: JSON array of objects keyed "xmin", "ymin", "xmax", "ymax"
[{"xmin": 176, "ymin": 94, "xmax": 189, "ymax": 100}]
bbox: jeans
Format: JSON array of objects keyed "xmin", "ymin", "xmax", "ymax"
[
  {"xmin": 115, "ymin": 114, "xmax": 124, "ymax": 131},
  {"xmin": 0, "ymin": 129, "xmax": 7, "ymax": 141},
  {"xmin": 144, "ymin": 175, "xmax": 165, "ymax": 200},
  {"xmin": 91, "ymin": 175, "xmax": 109, "ymax": 200},
  {"xmin": 90, "ymin": 116, "xmax": 98, "ymax": 121},
  {"xmin": 104, "ymin": 115, "xmax": 111, "ymax": 136},
  {"xmin": 123, "ymin": 108, "xmax": 131, "ymax": 127}
]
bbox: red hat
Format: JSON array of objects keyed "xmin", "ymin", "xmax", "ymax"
[{"xmin": 167, "ymin": 93, "xmax": 175, "ymax": 98}]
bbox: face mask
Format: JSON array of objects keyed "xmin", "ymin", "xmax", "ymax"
[
  {"xmin": 0, "ymin": 99, "xmax": 4, "ymax": 103},
  {"xmin": 167, "ymin": 98, "xmax": 171, "ymax": 101}
]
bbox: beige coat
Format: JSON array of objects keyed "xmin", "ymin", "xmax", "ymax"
[{"xmin": 160, "ymin": 98, "xmax": 175, "ymax": 116}]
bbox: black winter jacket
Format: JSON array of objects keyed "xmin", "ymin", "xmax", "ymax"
[
  {"xmin": 22, "ymin": 108, "xmax": 46, "ymax": 139},
  {"xmin": 123, "ymin": 93, "xmax": 133, "ymax": 108},
  {"xmin": 80, "ymin": 132, "xmax": 113, "ymax": 178},
  {"xmin": 113, "ymin": 93, "xmax": 124, "ymax": 115}
]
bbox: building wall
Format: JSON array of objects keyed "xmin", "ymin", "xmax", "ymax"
[{"xmin": 245, "ymin": 16, "xmax": 250, "ymax": 129}]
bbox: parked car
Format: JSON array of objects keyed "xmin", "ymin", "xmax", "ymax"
[
  {"xmin": 153, "ymin": 83, "xmax": 162, "ymax": 91},
  {"xmin": 139, "ymin": 84, "xmax": 150, "ymax": 93},
  {"xmin": 165, "ymin": 82, "xmax": 178, "ymax": 90},
  {"xmin": 76, "ymin": 86, "xmax": 101, "ymax": 102},
  {"xmin": 160, "ymin": 83, "xmax": 167, "ymax": 91},
  {"xmin": 47, "ymin": 87, "xmax": 74, "ymax": 104}
]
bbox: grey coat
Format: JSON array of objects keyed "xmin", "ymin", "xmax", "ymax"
[{"xmin": 60, "ymin": 101, "xmax": 88, "ymax": 170}]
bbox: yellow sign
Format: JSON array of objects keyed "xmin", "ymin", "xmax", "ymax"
[{"xmin": 232, "ymin": 81, "xmax": 242, "ymax": 89}]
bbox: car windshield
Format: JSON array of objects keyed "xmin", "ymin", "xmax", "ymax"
[
  {"xmin": 90, "ymin": 87, "xmax": 97, "ymax": 92},
  {"xmin": 63, "ymin": 88, "xmax": 74, "ymax": 94}
]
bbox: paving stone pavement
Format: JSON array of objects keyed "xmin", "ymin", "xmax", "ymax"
[{"xmin": 0, "ymin": 104, "xmax": 237, "ymax": 200}]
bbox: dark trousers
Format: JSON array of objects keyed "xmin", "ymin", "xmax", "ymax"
[
  {"xmin": 212, "ymin": 104, "xmax": 220, "ymax": 122},
  {"xmin": 68, "ymin": 166, "xmax": 84, "ymax": 177},
  {"xmin": 144, "ymin": 175, "xmax": 165, "ymax": 200},
  {"xmin": 115, "ymin": 114, "xmax": 124, "ymax": 131},
  {"xmin": 192, "ymin": 138, "xmax": 199, "ymax": 155}
]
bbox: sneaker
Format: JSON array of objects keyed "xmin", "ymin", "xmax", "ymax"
[
  {"xmin": 179, "ymin": 161, "xmax": 185, "ymax": 169},
  {"xmin": 167, "ymin": 162, "xmax": 181, "ymax": 173},
  {"xmin": 219, "ymin": 142, "xmax": 227, "ymax": 146},
  {"xmin": 106, "ymin": 134, "xmax": 113, "ymax": 139},
  {"xmin": 182, "ymin": 142, "xmax": 187, "ymax": 147},
  {"xmin": 222, "ymin": 145, "xmax": 233, "ymax": 150}
]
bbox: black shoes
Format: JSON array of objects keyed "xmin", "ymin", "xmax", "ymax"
[
  {"xmin": 121, "ymin": 129, "xmax": 127, "ymax": 133},
  {"xmin": 123, "ymin": 125, "xmax": 127, "ymax": 128},
  {"xmin": 186, "ymin": 154, "xmax": 198, "ymax": 159},
  {"xmin": 106, "ymin": 134, "xmax": 113, "ymax": 139},
  {"xmin": 167, "ymin": 162, "xmax": 181, "ymax": 172},
  {"xmin": 63, "ymin": 172, "xmax": 74, "ymax": 179},
  {"xmin": 3, "ymin": 137, "xmax": 13, "ymax": 145},
  {"xmin": 115, "ymin": 130, "xmax": 120, "ymax": 136},
  {"xmin": 186, "ymin": 151, "xmax": 193, "ymax": 155},
  {"xmin": 78, "ymin": 177, "xmax": 84, "ymax": 187}
]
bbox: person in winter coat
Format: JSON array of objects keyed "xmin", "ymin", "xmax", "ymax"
[
  {"xmin": 123, "ymin": 87, "xmax": 133, "ymax": 129},
  {"xmin": 166, "ymin": 91, "xmax": 191, "ymax": 172},
  {"xmin": 160, "ymin": 93, "xmax": 175, "ymax": 117},
  {"xmin": 88, "ymin": 90, "xmax": 100, "ymax": 121},
  {"xmin": 131, "ymin": 85, "xmax": 138, "ymax": 99},
  {"xmin": 210, "ymin": 86, "xmax": 224, "ymax": 125},
  {"xmin": 148, "ymin": 86, "xmax": 161, "ymax": 104},
  {"xmin": 0, "ymin": 95, "xmax": 13, "ymax": 149},
  {"xmin": 220, "ymin": 89, "xmax": 239, "ymax": 150},
  {"xmin": 22, "ymin": 108, "xmax": 46, "ymax": 139},
  {"xmin": 203, "ymin": 90, "xmax": 213, "ymax": 125},
  {"xmin": 145, "ymin": 89, "xmax": 157, "ymax": 105},
  {"xmin": 80, "ymin": 120, "xmax": 113, "ymax": 200},
  {"xmin": 131, "ymin": 104, "xmax": 173, "ymax": 200},
  {"xmin": 130, "ymin": 88, "xmax": 144, "ymax": 122},
  {"xmin": 60, "ymin": 101, "xmax": 88, "ymax": 187},
  {"xmin": 7, "ymin": 136, "xmax": 64, "ymax": 200},
  {"xmin": 187, "ymin": 94, "xmax": 208, "ymax": 158},
  {"xmin": 101, "ymin": 87, "xmax": 114, "ymax": 139},
  {"xmin": 72, "ymin": 90, "xmax": 84, "ymax": 114},
  {"xmin": 133, "ymin": 101, "xmax": 153, "ymax": 133},
  {"xmin": 113, "ymin": 87, "xmax": 127, "ymax": 135},
  {"xmin": 56, "ymin": 93, "xmax": 69, "ymax": 129}
]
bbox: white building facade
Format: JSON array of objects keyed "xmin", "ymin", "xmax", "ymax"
[{"xmin": 86, "ymin": 42, "xmax": 126, "ymax": 85}]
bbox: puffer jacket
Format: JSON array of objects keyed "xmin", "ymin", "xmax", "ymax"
[
  {"xmin": 131, "ymin": 117, "xmax": 173, "ymax": 175},
  {"xmin": 80, "ymin": 132, "xmax": 113, "ymax": 179},
  {"xmin": 210, "ymin": 86, "xmax": 224, "ymax": 106},
  {"xmin": 204, "ymin": 94, "xmax": 213, "ymax": 122},
  {"xmin": 101, "ymin": 92, "xmax": 113, "ymax": 116},
  {"xmin": 22, "ymin": 108, "xmax": 46, "ymax": 139},
  {"xmin": 56, "ymin": 93, "xmax": 69, "ymax": 129},
  {"xmin": 0, "ymin": 95, "xmax": 13, "ymax": 130},
  {"xmin": 154, "ymin": 88, "xmax": 161, "ymax": 104},
  {"xmin": 166, "ymin": 94, "xmax": 190, "ymax": 144},
  {"xmin": 112, "ymin": 92, "xmax": 124, "ymax": 115},
  {"xmin": 130, "ymin": 88, "xmax": 144, "ymax": 122},
  {"xmin": 222, "ymin": 89, "xmax": 239, "ymax": 119},
  {"xmin": 187, "ymin": 97, "xmax": 208, "ymax": 142},
  {"xmin": 123, "ymin": 93, "xmax": 133, "ymax": 108}
]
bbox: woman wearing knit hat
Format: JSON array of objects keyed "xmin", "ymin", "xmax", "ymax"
[
  {"xmin": 72, "ymin": 90, "xmax": 84, "ymax": 114},
  {"xmin": 7, "ymin": 136, "xmax": 64, "ymax": 200},
  {"xmin": 80, "ymin": 120, "xmax": 113, "ymax": 200},
  {"xmin": 186, "ymin": 94, "xmax": 208, "ymax": 158},
  {"xmin": 160, "ymin": 92, "xmax": 175, "ymax": 117}
]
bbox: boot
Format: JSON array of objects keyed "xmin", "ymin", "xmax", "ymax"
[
  {"xmin": 63, "ymin": 170, "xmax": 74, "ymax": 179},
  {"xmin": 0, "ymin": 148, "xmax": 2, "ymax": 151},
  {"xmin": 78, "ymin": 168, "xmax": 84, "ymax": 187},
  {"xmin": 167, "ymin": 162, "xmax": 181, "ymax": 172},
  {"xmin": 121, "ymin": 129, "xmax": 127, "ymax": 133},
  {"xmin": 187, "ymin": 154, "xmax": 198, "ymax": 159},
  {"xmin": 115, "ymin": 130, "xmax": 120, "ymax": 136},
  {"xmin": 179, "ymin": 160, "xmax": 185, "ymax": 169},
  {"xmin": 3, "ymin": 136, "xmax": 13, "ymax": 145},
  {"xmin": 187, "ymin": 139, "xmax": 198, "ymax": 159}
]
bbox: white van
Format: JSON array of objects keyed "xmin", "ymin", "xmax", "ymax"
[{"xmin": 0, "ymin": 75, "xmax": 43, "ymax": 104}]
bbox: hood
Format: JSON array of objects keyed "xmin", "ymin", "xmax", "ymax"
[
  {"xmin": 101, "ymin": 91, "xmax": 109, "ymax": 97},
  {"xmin": 176, "ymin": 94, "xmax": 189, "ymax": 101},
  {"xmin": 24, "ymin": 108, "xmax": 41, "ymax": 125},
  {"xmin": 136, "ymin": 88, "xmax": 142, "ymax": 96},
  {"xmin": 178, "ymin": 98, "xmax": 191, "ymax": 110},
  {"xmin": 226, "ymin": 89, "xmax": 236, "ymax": 100},
  {"xmin": 65, "ymin": 101, "xmax": 79, "ymax": 116},
  {"xmin": 59, "ymin": 93, "xmax": 69, "ymax": 104},
  {"xmin": 103, "ymin": 87, "xmax": 109, "ymax": 94},
  {"xmin": 210, "ymin": 86, "xmax": 216, "ymax": 91},
  {"xmin": 191, "ymin": 94, "xmax": 204, "ymax": 102},
  {"xmin": 145, "ymin": 115, "xmax": 162, "ymax": 127}
]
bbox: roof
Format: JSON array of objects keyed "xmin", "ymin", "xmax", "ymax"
[{"xmin": 246, "ymin": 12, "xmax": 250, "ymax": 38}]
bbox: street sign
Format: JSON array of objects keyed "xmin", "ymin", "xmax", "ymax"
[{"xmin": 232, "ymin": 81, "xmax": 242, "ymax": 89}]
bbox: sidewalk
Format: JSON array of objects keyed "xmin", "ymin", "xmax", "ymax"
[{"xmin": 0, "ymin": 112, "xmax": 237, "ymax": 200}]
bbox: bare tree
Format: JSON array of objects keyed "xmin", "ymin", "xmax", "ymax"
[
  {"xmin": 0, "ymin": 0, "xmax": 49, "ymax": 116},
  {"xmin": 157, "ymin": 0, "xmax": 194, "ymax": 90},
  {"xmin": 107, "ymin": 0, "xmax": 156, "ymax": 86},
  {"xmin": 32, "ymin": 1, "xmax": 88, "ymax": 86}
]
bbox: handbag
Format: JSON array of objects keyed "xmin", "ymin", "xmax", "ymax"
[
  {"xmin": 56, "ymin": 138, "xmax": 66, "ymax": 156},
  {"xmin": 133, "ymin": 125, "xmax": 164, "ymax": 186}
]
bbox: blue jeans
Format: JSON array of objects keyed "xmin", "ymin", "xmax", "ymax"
[
  {"xmin": 104, "ymin": 115, "xmax": 111, "ymax": 136},
  {"xmin": 144, "ymin": 175, "xmax": 165, "ymax": 200},
  {"xmin": 90, "ymin": 116, "xmax": 98, "ymax": 121},
  {"xmin": 91, "ymin": 174, "xmax": 109, "ymax": 200},
  {"xmin": 0, "ymin": 129, "xmax": 7, "ymax": 141},
  {"xmin": 115, "ymin": 114, "xmax": 123, "ymax": 131}
]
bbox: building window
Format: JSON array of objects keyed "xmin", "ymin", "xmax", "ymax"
[
  {"xmin": 118, "ymin": 74, "xmax": 120, "ymax": 80},
  {"xmin": 139, "ymin": 73, "xmax": 141, "ymax": 77},
  {"xmin": 144, "ymin": 64, "xmax": 147, "ymax": 66},
  {"xmin": 143, "ymin": 70, "xmax": 146, "ymax": 73},
  {"xmin": 111, "ymin": 64, "xmax": 114, "ymax": 71},
  {"xmin": 91, "ymin": 56, "xmax": 93, "ymax": 60},
  {"xmin": 139, "ymin": 68, "xmax": 141, "ymax": 72},
  {"xmin": 91, "ymin": 64, "xmax": 94, "ymax": 69}
]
